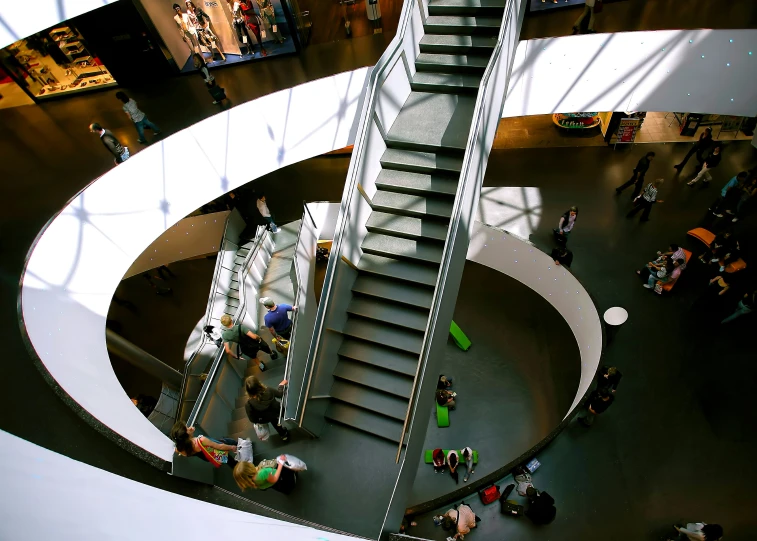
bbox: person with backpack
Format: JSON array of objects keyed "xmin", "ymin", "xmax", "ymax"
[
  {"xmin": 220, "ymin": 314, "xmax": 277, "ymax": 372},
  {"xmin": 244, "ymin": 375, "xmax": 289, "ymax": 441},
  {"xmin": 89, "ymin": 122, "xmax": 130, "ymax": 165}
]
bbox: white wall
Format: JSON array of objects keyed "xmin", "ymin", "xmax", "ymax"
[
  {"xmin": 504, "ymin": 29, "xmax": 757, "ymax": 118},
  {"xmin": 467, "ymin": 222, "xmax": 602, "ymax": 415},
  {"xmin": 0, "ymin": 429, "xmax": 357, "ymax": 541},
  {"xmin": 0, "ymin": 0, "xmax": 119, "ymax": 48},
  {"xmin": 20, "ymin": 68, "xmax": 370, "ymax": 463}
]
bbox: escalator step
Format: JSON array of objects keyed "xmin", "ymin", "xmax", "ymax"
[
  {"xmin": 351, "ymin": 274, "xmax": 434, "ymax": 309},
  {"xmin": 330, "ymin": 380, "xmax": 408, "ymax": 420},
  {"xmin": 347, "ymin": 296, "xmax": 430, "ymax": 332},
  {"xmin": 325, "ymin": 401, "xmax": 403, "ymax": 443},
  {"xmin": 338, "ymin": 338, "xmax": 419, "ymax": 376},
  {"xmin": 357, "ymin": 253, "xmax": 438, "ymax": 287}
]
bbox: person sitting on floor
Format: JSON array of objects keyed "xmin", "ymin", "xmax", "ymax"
[
  {"xmin": 436, "ymin": 388, "xmax": 456, "ymax": 410},
  {"xmin": 441, "ymin": 502, "xmax": 478, "ymax": 540},
  {"xmin": 525, "ymin": 486, "xmax": 557, "ymax": 525},
  {"xmin": 551, "ymin": 246, "xmax": 573, "ymax": 267}
]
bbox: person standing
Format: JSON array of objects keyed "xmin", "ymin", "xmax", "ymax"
[
  {"xmin": 256, "ymin": 193, "xmax": 278, "ymax": 233},
  {"xmin": 220, "ymin": 313, "xmax": 277, "ymax": 372},
  {"xmin": 115, "ymin": 92, "xmax": 161, "ymax": 145},
  {"xmin": 571, "ymin": 0, "xmax": 598, "ymax": 34},
  {"xmin": 616, "ymin": 151, "xmax": 655, "ymax": 199},
  {"xmin": 578, "ymin": 387, "xmax": 614, "ymax": 426},
  {"xmin": 721, "ymin": 290, "xmax": 755, "ymax": 324},
  {"xmin": 674, "ymin": 127, "xmax": 713, "ymax": 172},
  {"xmin": 89, "ymin": 123, "xmax": 129, "ymax": 165},
  {"xmin": 597, "ymin": 365, "xmax": 622, "ymax": 394},
  {"xmin": 709, "ymin": 171, "xmax": 747, "ymax": 217},
  {"xmin": 687, "ymin": 145, "xmax": 722, "ymax": 186},
  {"xmin": 260, "ymin": 297, "xmax": 295, "ymax": 340},
  {"xmin": 244, "ymin": 376, "xmax": 290, "ymax": 441},
  {"xmin": 553, "ymin": 206, "xmax": 578, "ymax": 243},
  {"xmin": 732, "ymin": 176, "xmax": 757, "ymax": 222},
  {"xmin": 627, "ymin": 178, "xmax": 664, "ymax": 222}
]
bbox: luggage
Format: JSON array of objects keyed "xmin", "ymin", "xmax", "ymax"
[
  {"xmin": 499, "ymin": 484, "xmax": 524, "ymax": 517},
  {"xmin": 478, "ymin": 484, "xmax": 501, "ymax": 505}
]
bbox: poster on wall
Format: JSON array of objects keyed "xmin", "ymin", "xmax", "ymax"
[
  {"xmin": 616, "ymin": 118, "xmax": 641, "ymax": 143},
  {"xmin": 137, "ymin": 0, "xmax": 295, "ymax": 72}
]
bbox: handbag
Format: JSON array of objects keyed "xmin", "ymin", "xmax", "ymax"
[
  {"xmin": 272, "ymin": 336, "xmax": 289, "ymax": 353},
  {"xmin": 254, "ymin": 423, "xmax": 270, "ymax": 441},
  {"xmin": 478, "ymin": 484, "xmax": 501, "ymax": 505},
  {"xmin": 278, "ymin": 454, "xmax": 307, "ymax": 471}
]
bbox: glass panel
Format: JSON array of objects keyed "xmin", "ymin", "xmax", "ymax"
[{"xmin": 2, "ymin": 24, "xmax": 117, "ymax": 99}]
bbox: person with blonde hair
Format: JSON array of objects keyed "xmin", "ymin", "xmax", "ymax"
[
  {"xmin": 245, "ymin": 375, "xmax": 289, "ymax": 441},
  {"xmin": 627, "ymin": 178, "xmax": 664, "ymax": 222},
  {"xmin": 219, "ymin": 313, "xmax": 276, "ymax": 372},
  {"xmin": 233, "ymin": 456, "xmax": 297, "ymax": 493}
]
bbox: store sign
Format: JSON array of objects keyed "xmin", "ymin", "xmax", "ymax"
[{"xmin": 617, "ymin": 118, "xmax": 641, "ymax": 143}]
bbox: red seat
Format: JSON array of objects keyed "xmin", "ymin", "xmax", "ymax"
[{"xmin": 687, "ymin": 228, "xmax": 716, "ymax": 247}]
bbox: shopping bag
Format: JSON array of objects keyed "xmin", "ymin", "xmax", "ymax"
[
  {"xmin": 254, "ymin": 423, "xmax": 270, "ymax": 441},
  {"xmin": 236, "ymin": 437, "xmax": 254, "ymax": 463},
  {"xmin": 272, "ymin": 24, "xmax": 278, "ymax": 33},
  {"xmin": 278, "ymin": 454, "xmax": 307, "ymax": 471},
  {"xmin": 273, "ymin": 337, "xmax": 290, "ymax": 354},
  {"xmin": 261, "ymin": 28, "xmax": 267, "ymax": 39}
]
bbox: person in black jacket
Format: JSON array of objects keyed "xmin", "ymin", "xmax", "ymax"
[
  {"xmin": 674, "ymin": 127, "xmax": 713, "ymax": 171},
  {"xmin": 597, "ymin": 365, "xmax": 622, "ymax": 394},
  {"xmin": 551, "ymin": 246, "xmax": 573, "ymax": 267},
  {"xmin": 525, "ymin": 486, "xmax": 556, "ymax": 525},
  {"xmin": 578, "ymin": 387, "xmax": 614, "ymax": 427},
  {"xmin": 616, "ymin": 151, "xmax": 655, "ymax": 199},
  {"xmin": 688, "ymin": 145, "xmax": 722, "ymax": 186},
  {"xmin": 89, "ymin": 123, "xmax": 129, "ymax": 165},
  {"xmin": 244, "ymin": 376, "xmax": 289, "ymax": 441}
]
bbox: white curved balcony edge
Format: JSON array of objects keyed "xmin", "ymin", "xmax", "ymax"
[
  {"xmin": 467, "ymin": 222, "xmax": 602, "ymax": 415},
  {"xmin": 19, "ymin": 68, "xmax": 370, "ymax": 463}
]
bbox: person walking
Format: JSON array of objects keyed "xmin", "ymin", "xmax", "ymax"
[
  {"xmin": 572, "ymin": 0, "xmax": 599, "ymax": 34},
  {"xmin": 256, "ymin": 193, "xmax": 278, "ymax": 233},
  {"xmin": 627, "ymin": 178, "xmax": 664, "ymax": 222},
  {"xmin": 553, "ymin": 206, "xmax": 578, "ymax": 244},
  {"xmin": 260, "ymin": 297, "xmax": 296, "ymax": 340},
  {"xmin": 721, "ymin": 290, "xmax": 755, "ymax": 324},
  {"xmin": 89, "ymin": 123, "xmax": 130, "ymax": 165},
  {"xmin": 244, "ymin": 375, "xmax": 290, "ymax": 441},
  {"xmin": 233, "ymin": 456, "xmax": 298, "ymax": 493},
  {"xmin": 616, "ymin": 151, "xmax": 655, "ymax": 199},
  {"xmin": 687, "ymin": 145, "xmax": 722, "ymax": 186},
  {"xmin": 709, "ymin": 171, "xmax": 747, "ymax": 217},
  {"xmin": 674, "ymin": 127, "xmax": 713, "ymax": 172},
  {"xmin": 115, "ymin": 91, "xmax": 161, "ymax": 145},
  {"xmin": 578, "ymin": 386, "xmax": 614, "ymax": 426},
  {"xmin": 220, "ymin": 313, "xmax": 277, "ymax": 372}
]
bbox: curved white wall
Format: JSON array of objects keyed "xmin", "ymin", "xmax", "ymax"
[
  {"xmin": 504, "ymin": 29, "xmax": 757, "ymax": 118},
  {"xmin": 467, "ymin": 222, "xmax": 602, "ymax": 415},
  {"xmin": 20, "ymin": 68, "xmax": 370, "ymax": 462}
]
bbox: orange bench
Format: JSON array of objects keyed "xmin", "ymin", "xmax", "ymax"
[
  {"xmin": 659, "ymin": 248, "xmax": 692, "ymax": 293},
  {"xmin": 687, "ymin": 227, "xmax": 747, "ymax": 273}
]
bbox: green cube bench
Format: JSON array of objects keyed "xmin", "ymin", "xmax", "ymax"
[{"xmin": 436, "ymin": 402, "xmax": 450, "ymax": 427}]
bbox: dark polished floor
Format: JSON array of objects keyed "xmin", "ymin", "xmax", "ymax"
[{"xmin": 409, "ymin": 263, "xmax": 580, "ymax": 506}]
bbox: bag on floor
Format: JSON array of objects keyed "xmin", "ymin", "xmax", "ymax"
[
  {"xmin": 253, "ymin": 423, "xmax": 270, "ymax": 441},
  {"xmin": 273, "ymin": 337, "xmax": 289, "ymax": 353},
  {"xmin": 278, "ymin": 453, "xmax": 307, "ymax": 471},
  {"xmin": 478, "ymin": 484, "xmax": 501, "ymax": 505},
  {"xmin": 235, "ymin": 437, "xmax": 254, "ymax": 463},
  {"xmin": 513, "ymin": 467, "xmax": 533, "ymax": 496}
]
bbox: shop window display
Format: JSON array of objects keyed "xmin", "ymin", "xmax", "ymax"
[
  {"xmin": 3, "ymin": 25, "xmax": 116, "ymax": 98},
  {"xmin": 142, "ymin": 0, "xmax": 294, "ymax": 73}
]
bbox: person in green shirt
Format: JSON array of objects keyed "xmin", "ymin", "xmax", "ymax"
[
  {"xmin": 220, "ymin": 314, "xmax": 277, "ymax": 372},
  {"xmin": 233, "ymin": 456, "xmax": 298, "ymax": 494}
]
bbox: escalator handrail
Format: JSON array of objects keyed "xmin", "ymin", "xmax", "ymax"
[
  {"xmin": 300, "ymin": 0, "xmax": 418, "ymax": 426},
  {"xmin": 394, "ymin": 0, "xmax": 519, "ymax": 461}
]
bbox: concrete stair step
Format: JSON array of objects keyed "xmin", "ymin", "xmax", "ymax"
[
  {"xmin": 351, "ymin": 275, "xmax": 434, "ymax": 310},
  {"xmin": 347, "ymin": 296, "xmax": 430, "ymax": 332},
  {"xmin": 375, "ymin": 168, "xmax": 458, "ymax": 197},
  {"xmin": 419, "ymin": 34, "xmax": 496, "ymax": 55},
  {"xmin": 428, "ymin": 0, "xmax": 507, "ymax": 15},
  {"xmin": 373, "ymin": 190, "xmax": 453, "ymax": 219},
  {"xmin": 411, "ymin": 71, "xmax": 482, "ymax": 94},
  {"xmin": 228, "ymin": 416, "xmax": 251, "ymax": 435},
  {"xmin": 232, "ymin": 405, "xmax": 247, "ymax": 421},
  {"xmin": 325, "ymin": 401, "xmax": 403, "ymax": 443},
  {"xmin": 380, "ymin": 148, "xmax": 464, "ymax": 176},
  {"xmin": 338, "ymin": 318, "xmax": 424, "ymax": 355},
  {"xmin": 362, "ymin": 232, "xmax": 443, "ymax": 265},
  {"xmin": 333, "ymin": 360, "xmax": 414, "ymax": 398},
  {"xmin": 416, "ymin": 52, "xmax": 489, "ymax": 74},
  {"xmin": 330, "ymin": 380, "xmax": 408, "ymax": 421},
  {"xmin": 357, "ymin": 253, "xmax": 438, "ymax": 287},
  {"xmin": 367, "ymin": 212, "xmax": 449, "ymax": 242},
  {"xmin": 424, "ymin": 15, "xmax": 501, "ymax": 35},
  {"xmin": 386, "ymin": 91, "xmax": 475, "ymax": 152},
  {"xmin": 338, "ymin": 338, "xmax": 419, "ymax": 377}
]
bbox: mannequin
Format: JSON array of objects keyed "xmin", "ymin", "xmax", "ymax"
[
  {"xmin": 185, "ymin": 0, "xmax": 226, "ymax": 61},
  {"xmin": 231, "ymin": 1, "xmax": 267, "ymax": 57},
  {"xmin": 173, "ymin": 3, "xmax": 200, "ymax": 56},
  {"xmin": 255, "ymin": 0, "xmax": 285, "ymax": 44}
]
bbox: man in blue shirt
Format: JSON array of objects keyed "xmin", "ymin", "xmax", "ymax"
[
  {"xmin": 710, "ymin": 171, "xmax": 747, "ymax": 217},
  {"xmin": 260, "ymin": 297, "xmax": 297, "ymax": 340}
]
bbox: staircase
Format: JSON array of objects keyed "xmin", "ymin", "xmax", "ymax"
[
  {"xmin": 220, "ymin": 240, "xmax": 255, "ymax": 320},
  {"xmin": 320, "ymin": 0, "xmax": 506, "ymax": 443}
]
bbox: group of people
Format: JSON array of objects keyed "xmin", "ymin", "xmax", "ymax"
[
  {"xmin": 578, "ymin": 364, "xmax": 621, "ymax": 427},
  {"xmin": 636, "ymin": 243, "xmax": 687, "ymax": 292}
]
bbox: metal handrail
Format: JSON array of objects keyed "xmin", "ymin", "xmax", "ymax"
[
  {"xmin": 175, "ymin": 212, "xmax": 234, "ymax": 422},
  {"xmin": 299, "ymin": 0, "xmax": 417, "ymax": 427},
  {"xmin": 187, "ymin": 225, "xmax": 268, "ymax": 427},
  {"xmin": 279, "ymin": 205, "xmax": 307, "ymax": 424},
  {"xmin": 393, "ymin": 0, "xmax": 518, "ymax": 461}
]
